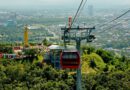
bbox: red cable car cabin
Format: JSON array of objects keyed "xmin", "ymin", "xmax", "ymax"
[{"xmin": 60, "ymin": 50, "xmax": 80, "ymax": 69}]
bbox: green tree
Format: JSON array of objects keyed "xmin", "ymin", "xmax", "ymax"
[
  {"xmin": 96, "ymin": 49, "xmax": 114, "ymax": 63},
  {"xmin": 81, "ymin": 45, "xmax": 95, "ymax": 54},
  {"xmin": 42, "ymin": 38, "xmax": 48, "ymax": 46}
]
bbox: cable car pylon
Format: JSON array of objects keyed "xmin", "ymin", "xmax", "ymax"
[{"xmin": 61, "ymin": 17, "xmax": 95, "ymax": 90}]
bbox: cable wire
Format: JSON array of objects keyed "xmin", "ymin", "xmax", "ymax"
[
  {"xmin": 74, "ymin": 0, "xmax": 88, "ymax": 23},
  {"xmin": 71, "ymin": 0, "xmax": 84, "ymax": 27},
  {"xmin": 99, "ymin": 18, "xmax": 130, "ymax": 33},
  {"xmin": 99, "ymin": 23, "xmax": 121, "ymax": 33},
  {"xmin": 97, "ymin": 9, "xmax": 130, "ymax": 28}
]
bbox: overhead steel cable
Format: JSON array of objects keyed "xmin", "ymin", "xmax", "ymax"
[
  {"xmin": 99, "ymin": 23, "xmax": 121, "ymax": 33},
  {"xmin": 74, "ymin": 0, "xmax": 88, "ymax": 23},
  {"xmin": 99, "ymin": 18, "xmax": 130, "ymax": 33},
  {"xmin": 97, "ymin": 9, "xmax": 130, "ymax": 28},
  {"xmin": 109, "ymin": 10, "xmax": 130, "ymax": 22},
  {"xmin": 71, "ymin": 0, "xmax": 84, "ymax": 28}
]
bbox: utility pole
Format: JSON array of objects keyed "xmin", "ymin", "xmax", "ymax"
[{"xmin": 61, "ymin": 26, "xmax": 95, "ymax": 90}]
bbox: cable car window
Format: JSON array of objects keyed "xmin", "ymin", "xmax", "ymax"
[
  {"xmin": 60, "ymin": 51, "xmax": 80, "ymax": 69},
  {"xmin": 62, "ymin": 53, "xmax": 77, "ymax": 59}
]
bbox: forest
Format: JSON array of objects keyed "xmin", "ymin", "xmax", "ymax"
[{"xmin": 0, "ymin": 45, "xmax": 130, "ymax": 90}]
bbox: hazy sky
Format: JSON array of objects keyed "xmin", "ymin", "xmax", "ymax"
[{"xmin": 0, "ymin": 0, "xmax": 130, "ymax": 9}]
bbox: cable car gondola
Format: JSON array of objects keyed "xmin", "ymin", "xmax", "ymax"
[{"xmin": 60, "ymin": 50, "xmax": 80, "ymax": 69}]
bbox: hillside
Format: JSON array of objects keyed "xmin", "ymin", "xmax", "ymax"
[{"xmin": 0, "ymin": 46, "xmax": 130, "ymax": 90}]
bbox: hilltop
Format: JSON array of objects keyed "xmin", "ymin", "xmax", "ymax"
[{"xmin": 0, "ymin": 45, "xmax": 130, "ymax": 90}]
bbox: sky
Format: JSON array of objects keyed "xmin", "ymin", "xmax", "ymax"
[{"xmin": 0, "ymin": 0, "xmax": 130, "ymax": 9}]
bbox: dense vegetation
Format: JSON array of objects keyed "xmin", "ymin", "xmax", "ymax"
[
  {"xmin": 0, "ymin": 60, "xmax": 75, "ymax": 90},
  {"xmin": 0, "ymin": 45, "xmax": 130, "ymax": 90},
  {"xmin": 81, "ymin": 46, "xmax": 130, "ymax": 90}
]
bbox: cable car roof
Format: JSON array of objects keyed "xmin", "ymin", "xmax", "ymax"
[
  {"xmin": 62, "ymin": 49, "xmax": 78, "ymax": 52},
  {"xmin": 48, "ymin": 45, "xmax": 64, "ymax": 50}
]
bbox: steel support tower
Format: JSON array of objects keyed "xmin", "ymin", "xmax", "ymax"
[{"xmin": 61, "ymin": 26, "xmax": 95, "ymax": 90}]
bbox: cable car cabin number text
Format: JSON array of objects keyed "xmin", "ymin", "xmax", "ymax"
[{"xmin": 60, "ymin": 51, "xmax": 80, "ymax": 69}]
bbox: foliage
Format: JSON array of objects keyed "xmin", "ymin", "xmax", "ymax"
[
  {"xmin": 82, "ymin": 71, "xmax": 130, "ymax": 90},
  {"xmin": 23, "ymin": 49, "xmax": 38, "ymax": 63},
  {"xmin": 0, "ymin": 46, "xmax": 13, "ymax": 53},
  {"xmin": 0, "ymin": 60, "xmax": 75, "ymax": 90},
  {"xmin": 82, "ymin": 53, "xmax": 106, "ymax": 73},
  {"xmin": 81, "ymin": 45, "xmax": 95, "ymax": 54},
  {"xmin": 81, "ymin": 46, "xmax": 130, "ymax": 90},
  {"xmin": 96, "ymin": 49, "xmax": 114, "ymax": 63},
  {"xmin": 0, "ymin": 45, "xmax": 130, "ymax": 89},
  {"xmin": 42, "ymin": 38, "xmax": 48, "ymax": 46}
]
